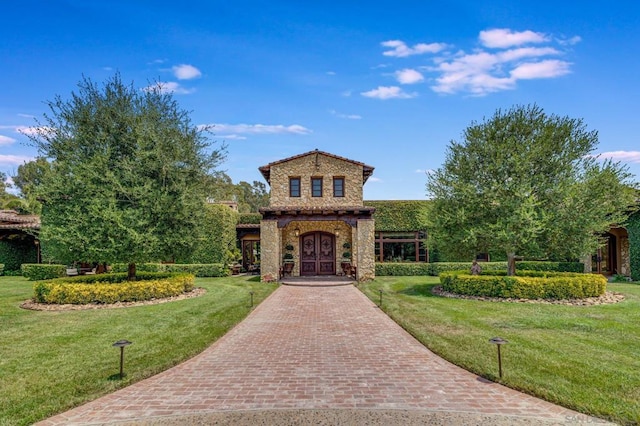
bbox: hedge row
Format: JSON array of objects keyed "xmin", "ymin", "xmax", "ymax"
[
  {"xmin": 365, "ymin": 200, "xmax": 430, "ymax": 232},
  {"xmin": 111, "ymin": 263, "xmax": 229, "ymax": 277},
  {"xmin": 375, "ymin": 261, "xmax": 584, "ymax": 276},
  {"xmin": 33, "ymin": 273, "xmax": 195, "ymax": 304},
  {"xmin": 627, "ymin": 211, "xmax": 640, "ymax": 281},
  {"xmin": 21, "ymin": 264, "xmax": 66, "ymax": 281},
  {"xmin": 439, "ymin": 270, "xmax": 606, "ymax": 299}
]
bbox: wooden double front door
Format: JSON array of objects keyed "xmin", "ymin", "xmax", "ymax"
[{"xmin": 300, "ymin": 232, "xmax": 335, "ymax": 276}]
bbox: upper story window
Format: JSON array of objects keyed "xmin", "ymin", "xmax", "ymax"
[
  {"xmin": 333, "ymin": 177, "xmax": 345, "ymax": 197},
  {"xmin": 289, "ymin": 177, "xmax": 301, "ymax": 197},
  {"xmin": 311, "ymin": 177, "xmax": 323, "ymax": 197}
]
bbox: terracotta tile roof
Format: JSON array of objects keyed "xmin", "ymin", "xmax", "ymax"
[
  {"xmin": 258, "ymin": 149, "xmax": 375, "ymax": 185},
  {"xmin": 0, "ymin": 210, "xmax": 40, "ymax": 229}
]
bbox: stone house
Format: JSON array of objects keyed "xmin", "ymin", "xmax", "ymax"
[{"xmin": 257, "ymin": 150, "xmax": 376, "ymax": 281}]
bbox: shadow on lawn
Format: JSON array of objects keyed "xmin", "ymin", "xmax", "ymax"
[{"xmin": 397, "ymin": 283, "xmax": 439, "ymax": 298}]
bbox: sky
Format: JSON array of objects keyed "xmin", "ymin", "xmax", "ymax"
[{"xmin": 1, "ymin": 1, "xmax": 639, "ymax": 200}]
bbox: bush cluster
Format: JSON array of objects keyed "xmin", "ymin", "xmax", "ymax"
[
  {"xmin": 21, "ymin": 264, "xmax": 66, "ymax": 281},
  {"xmin": 439, "ymin": 270, "xmax": 606, "ymax": 299},
  {"xmin": 375, "ymin": 261, "xmax": 584, "ymax": 276},
  {"xmin": 0, "ymin": 239, "xmax": 37, "ymax": 272},
  {"xmin": 33, "ymin": 272, "xmax": 195, "ymax": 304},
  {"xmin": 111, "ymin": 263, "xmax": 229, "ymax": 277}
]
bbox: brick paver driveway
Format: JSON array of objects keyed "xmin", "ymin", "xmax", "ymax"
[{"xmin": 39, "ymin": 283, "xmax": 607, "ymax": 425}]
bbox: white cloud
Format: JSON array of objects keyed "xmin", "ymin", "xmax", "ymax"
[
  {"xmin": 326, "ymin": 71, "xmax": 336, "ymax": 75},
  {"xmin": 381, "ymin": 40, "xmax": 448, "ymax": 57},
  {"xmin": 17, "ymin": 113, "xmax": 35, "ymax": 118},
  {"xmin": 0, "ymin": 135, "xmax": 16, "ymax": 145},
  {"xmin": 16, "ymin": 126, "xmax": 56, "ymax": 137},
  {"xmin": 597, "ymin": 151, "xmax": 640, "ymax": 163},
  {"xmin": 415, "ymin": 169, "xmax": 434, "ymax": 174},
  {"xmin": 329, "ymin": 110, "xmax": 362, "ymax": 120},
  {"xmin": 219, "ymin": 134, "xmax": 247, "ymax": 140},
  {"xmin": 479, "ymin": 28, "xmax": 549, "ymax": 48},
  {"xmin": 172, "ymin": 64, "xmax": 202, "ymax": 80},
  {"xmin": 361, "ymin": 86, "xmax": 417, "ymax": 100},
  {"xmin": 428, "ymin": 32, "xmax": 573, "ymax": 96},
  {"xmin": 144, "ymin": 81, "xmax": 195, "ymax": 94},
  {"xmin": 204, "ymin": 123, "xmax": 312, "ymax": 135},
  {"xmin": 341, "ymin": 90, "xmax": 353, "ymax": 97},
  {"xmin": 395, "ymin": 69, "xmax": 424, "ymax": 84},
  {"xmin": 368, "ymin": 177, "xmax": 382, "ymax": 182},
  {"xmin": 510, "ymin": 60, "xmax": 571, "ymax": 79},
  {"xmin": 0, "ymin": 154, "xmax": 34, "ymax": 166},
  {"xmin": 558, "ymin": 35, "xmax": 582, "ymax": 46}
]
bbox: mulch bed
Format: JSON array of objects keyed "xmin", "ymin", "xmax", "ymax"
[
  {"xmin": 20, "ymin": 287, "xmax": 207, "ymax": 311},
  {"xmin": 432, "ymin": 285, "xmax": 625, "ymax": 306}
]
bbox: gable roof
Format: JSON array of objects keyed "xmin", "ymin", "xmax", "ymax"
[{"xmin": 258, "ymin": 149, "xmax": 375, "ymax": 185}]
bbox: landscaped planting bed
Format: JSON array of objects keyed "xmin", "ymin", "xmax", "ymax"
[
  {"xmin": 439, "ymin": 270, "xmax": 607, "ymax": 299},
  {"xmin": 32, "ymin": 272, "xmax": 195, "ymax": 304}
]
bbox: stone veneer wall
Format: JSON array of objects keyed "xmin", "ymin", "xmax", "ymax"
[
  {"xmin": 356, "ymin": 219, "xmax": 375, "ymax": 281},
  {"xmin": 269, "ymin": 153, "xmax": 364, "ymax": 208},
  {"xmin": 260, "ymin": 220, "xmax": 280, "ymax": 281},
  {"xmin": 620, "ymin": 236, "xmax": 630, "ymax": 276}
]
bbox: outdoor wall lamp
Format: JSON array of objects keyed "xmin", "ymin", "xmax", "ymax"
[
  {"xmin": 335, "ymin": 228, "xmax": 340, "ymax": 237},
  {"xmin": 294, "ymin": 228, "xmax": 300, "ymax": 237}
]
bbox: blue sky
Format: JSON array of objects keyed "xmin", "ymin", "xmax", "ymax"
[{"xmin": 1, "ymin": 1, "xmax": 639, "ymax": 200}]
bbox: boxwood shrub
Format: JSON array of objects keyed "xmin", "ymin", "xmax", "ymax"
[
  {"xmin": 111, "ymin": 263, "xmax": 229, "ymax": 277},
  {"xmin": 439, "ymin": 270, "xmax": 606, "ymax": 299},
  {"xmin": 33, "ymin": 272, "xmax": 195, "ymax": 304},
  {"xmin": 21, "ymin": 264, "xmax": 66, "ymax": 281}
]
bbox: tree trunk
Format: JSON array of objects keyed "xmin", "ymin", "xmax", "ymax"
[
  {"xmin": 507, "ymin": 253, "xmax": 516, "ymax": 276},
  {"xmin": 127, "ymin": 262, "xmax": 136, "ymax": 281}
]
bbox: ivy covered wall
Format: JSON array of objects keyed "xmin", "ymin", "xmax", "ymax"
[
  {"xmin": 627, "ymin": 211, "xmax": 640, "ymax": 281},
  {"xmin": 0, "ymin": 235, "xmax": 38, "ymax": 271},
  {"xmin": 365, "ymin": 200, "xmax": 430, "ymax": 231},
  {"xmin": 178, "ymin": 204, "xmax": 238, "ymax": 264}
]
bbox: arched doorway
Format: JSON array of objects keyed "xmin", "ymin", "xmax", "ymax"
[{"xmin": 300, "ymin": 232, "xmax": 335, "ymax": 275}]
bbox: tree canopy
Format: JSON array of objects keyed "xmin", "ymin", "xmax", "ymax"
[
  {"xmin": 426, "ymin": 104, "xmax": 638, "ymax": 275},
  {"xmin": 28, "ymin": 74, "xmax": 226, "ymax": 277}
]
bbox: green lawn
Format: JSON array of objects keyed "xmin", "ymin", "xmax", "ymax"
[
  {"xmin": 0, "ymin": 275, "xmax": 277, "ymax": 426},
  {"xmin": 360, "ymin": 276, "xmax": 640, "ymax": 425}
]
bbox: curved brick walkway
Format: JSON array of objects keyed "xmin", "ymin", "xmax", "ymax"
[{"xmin": 38, "ymin": 284, "xmax": 609, "ymax": 425}]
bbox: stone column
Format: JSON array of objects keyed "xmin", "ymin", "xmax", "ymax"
[
  {"xmin": 260, "ymin": 220, "xmax": 281, "ymax": 282},
  {"xmin": 356, "ymin": 218, "xmax": 375, "ymax": 282}
]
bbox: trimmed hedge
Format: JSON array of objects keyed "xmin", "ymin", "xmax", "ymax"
[
  {"xmin": 33, "ymin": 272, "xmax": 195, "ymax": 304},
  {"xmin": 21, "ymin": 264, "xmax": 66, "ymax": 281},
  {"xmin": 375, "ymin": 263, "xmax": 432, "ymax": 276},
  {"xmin": 238, "ymin": 213, "xmax": 261, "ymax": 225},
  {"xmin": 440, "ymin": 270, "xmax": 607, "ymax": 299},
  {"xmin": 375, "ymin": 261, "xmax": 584, "ymax": 276},
  {"xmin": 111, "ymin": 263, "xmax": 229, "ymax": 277},
  {"xmin": 628, "ymin": 211, "xmax": 640, "ymax": 281}
]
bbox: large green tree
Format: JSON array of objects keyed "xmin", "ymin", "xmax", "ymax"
[
  {"xmin": 28, "ymin": 74, "xmax": 226, "ymax": 278},
  {"xmin": 12, "ymin": 157, "xmax": 51, "ymax": 214},
  {"xmin": 426, "ymin": 104, "xmax": 637, "ymax": 275}
]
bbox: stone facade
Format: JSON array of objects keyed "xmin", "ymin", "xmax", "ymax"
[
  {"xmin": 259, "ymin": 150, "xmax": 375, "ymax": 282},
  {"xmin": 261, "ymin": 151, "xmax": 371, "ymax": 208}
]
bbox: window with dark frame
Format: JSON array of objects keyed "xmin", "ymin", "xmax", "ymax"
[
  {"xmin": 374, "ymin": 231, "xmax": 428, "ymax": 262},
  {"xmin": 311, "ymin": 177, "xmax": 323, "ymax": 197},
  {"xmin": 289, "ymin": 177, "xmax": 301, "ymax": 197},
  {"xmin": 333, "ymin": 177, "xmax": 345, "ymax": 197}
]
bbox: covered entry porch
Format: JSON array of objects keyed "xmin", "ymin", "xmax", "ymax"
[{"xmin": 259, "ymin": 206, "xmax": 375, "ymax": 282}]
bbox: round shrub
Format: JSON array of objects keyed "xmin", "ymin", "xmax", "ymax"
[
  {"xmin": 33, "ymin": 272, "xmax": 195, "ymax": 304},
  {"xmin": 439, "ymin": 270, "xmax": 606, "ymax": 299}
]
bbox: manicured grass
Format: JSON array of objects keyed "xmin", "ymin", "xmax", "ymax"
[
  {"xmin": 360, "ymin": 277, "xmax": 640, "ymax": 425},
  {"xmin": 0, "ymin": 275, "xmax": 277, "ymax": 426}
]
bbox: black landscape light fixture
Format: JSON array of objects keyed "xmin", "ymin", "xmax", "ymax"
[
  {"xmin": 489, "ymin": 337, "xmax": 508, "ymax": 378},
  {"xmin": 250, "ymin": 291, "xmax": 255, "ymax": 307},
  {"xmin": 112, "ymin": 339, "xmax": 132, "ymax": 379},
  {"xmin": 378, "ymin": 289, "xmax": 383, "ymax": 307}
]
